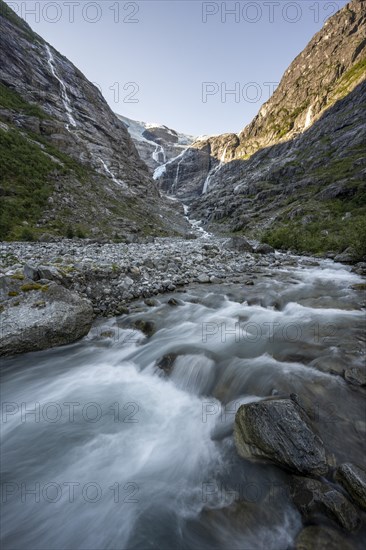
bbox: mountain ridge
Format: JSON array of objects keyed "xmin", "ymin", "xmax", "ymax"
[{"xmin": 0, "ymin": 0, "xmax": 188, "ymax": 241}]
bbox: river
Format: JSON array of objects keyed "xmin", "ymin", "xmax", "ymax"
[{"xmin": 1, "ymin": 256, "xmax": 365, "ymax": 549}]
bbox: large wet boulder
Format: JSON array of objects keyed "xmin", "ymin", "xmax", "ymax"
[
  {"xmin": 227, "ymin": 237, "xmax": 254, "ymax": 253},
  {"xmin": 234, "ymin": 397, "xmax": 328, "ymax": 476},
  {"xmin": 291, "ymin": 476, "xmax": 360, "ymax": 532},
  {"xmin": 335, "ymin": 463, "xmax": 366, "ymax": 511},
  {"xmin": 295, "ymin": 525, "xmax": 353, "ymax": 550},
  {"xmin": 0, "ymin": 280, "xmax": 93, "ymax": 356}
]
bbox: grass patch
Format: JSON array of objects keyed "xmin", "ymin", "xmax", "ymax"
[
  {"xmin": 0, "ymin": 125, "xmax": 88, "ymax": 240},
  {"xmin": 263, "ymin": 210, "xmax": 366, "ymax": 260},
  {"xmin": 20, "ymin": 283, "xmax": 49, "ymax": 292},
  {"xmin": 0, "ymin": 83, "xmax": 49, "ymax": 119}
]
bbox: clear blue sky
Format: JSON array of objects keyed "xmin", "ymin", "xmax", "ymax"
[{"xmin": 5, "ymin": 0, "xmax": 349, "ymax": 136}]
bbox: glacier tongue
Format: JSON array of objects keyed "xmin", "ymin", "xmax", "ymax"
[{"xmin": 45, "ymin": 45, "xmax": 77, "ymax": 132}]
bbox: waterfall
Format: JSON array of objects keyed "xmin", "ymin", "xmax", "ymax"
[
  {"xmin": 304, "ymin": 105, "xmax": 313, "ymax": 129},
  {"xmin": 45, "ymin": 45, "xmax": 77, "ymax": 132},
  {"xmin": 202, "ymin": 145, "xmax": 228, "ymax": 195},
  {"xmin": 152, "ymin": 143, "xmax": 166, "ymax": 164},
  {"xmin": 98, "ymin": 158, "xmax": 124, "ymax": 186}
]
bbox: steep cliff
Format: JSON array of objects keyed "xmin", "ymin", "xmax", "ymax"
[
  {"xmin": 157, "ymin": 0, "xmax": 366, "ymax": 258},
  {"xmin": 0, "ymin": 0, "xmax": 188, "ymax": 241}
]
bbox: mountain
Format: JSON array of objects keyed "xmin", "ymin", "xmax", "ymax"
[
  {"xmin": 0, "ymin": 0, "xmax": 188, "ymax": 241},
  {"xmin": 117, "ymin": 114, "xmax": 194, "ymax": 178},
  {"xmin": 156, "ymin": 0, "xmax": 366, "ymax": 258}
]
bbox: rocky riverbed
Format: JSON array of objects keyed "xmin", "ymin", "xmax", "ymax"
[{"xmin": 1, "ymin": 235, "xmax": 366, "ymax": 356}]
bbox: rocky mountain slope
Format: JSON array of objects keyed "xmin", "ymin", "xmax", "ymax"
[
  {"xmin": 117, "ymin": 114, "xmax": 194, "ymax": 177},
  {"xmin": 157, "ymin": 0, "xmax": 366, "ymax": 258},
  {"xmin": 0, "ymin": 0, "xmax": 188, "ymax": 242}
]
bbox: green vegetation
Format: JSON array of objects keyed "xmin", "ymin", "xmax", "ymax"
[
  {"xmin": 0, "ymin": 123, "xmax": 88, "ymax": 240},
  {"xmin": 263, "ymin": 202, "xmax": 366, "ymax": 260},
  {"xmin": 329, "ymin": 56, "xmax": 366, "ymax": 104},
  {"xmin": 20, "ymin": 283, "xmax": 49, "ymax": 292},
  {"xmin": 0, "ymin": 0, "xmax": 39, "ymax": 41},
  {"xmin": 11, "ymin": 273, "xmax": 25, "ymax": 280},
  {"xmin": 0, "ymin": 83, "xmax": 49, "ymax": 119}
]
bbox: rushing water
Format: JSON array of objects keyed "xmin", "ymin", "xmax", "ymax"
[{"xmin": 1, "ymin": 257, "xmax": 365, "ymax": 549}]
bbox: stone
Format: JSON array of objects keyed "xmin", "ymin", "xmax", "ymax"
[
  {"xmin": 343, "ymin": 366, "xmax": 366, "ymax": 387},
  {"xmin": 234, "ymin": 397, "xmax": 328, "ymax": 476},
  {"xmin": 131, "ymin": 319, "xmax": 155, "ymax": 337},
  {"xmin": 0, "ymin": 283, "xmax": 93, "ymax": 356},
  {"xmin": 228, "ymin": 237, "xmax": 254, "ymax": 253},
  {"xmin": 255, "ymin": 243, "xmax": 275, "ymax": 254},
  {"xmin": 144, "ymin": 298, "xmax": 159, "ymax": 307},
  {"xmin": 295, "ymin": 526, "xmax": 353, "ymax": 550},
  {"xmin": 156, "ymin": 354, "xmax": 177, "ymax": 374},
  {"xmin": 168, "ymin": 298, "xmax": 183, "ymax": 306},
  {"xmin": 23, "ymin": 264, "xmax": 40, "ymax": 281},
  {"xmin": 335, "ymin": 463, "xmax": 366, "ymax": 511},
  {"xmin": 290, "ymin": 476, "xmax": 360, "ymax": 533},
  {"xmin": 37, "ymin": 265, "xmax": 63, "ymax": 281},
  {"xmin": 334, "ymin": 247, "xmax": 357, "ymax": 264},
  {"xmin": 197, "ymin": 274, "xmax": 210, "ymax": 283}
]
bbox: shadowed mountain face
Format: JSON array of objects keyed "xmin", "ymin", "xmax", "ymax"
[
  {"xmin": 0, "ymin": 0, "xmax": 188, "ymax": 241},
  {"xmin": 154, "ymin": 0, "xmax": 366, "ymax": 258}
]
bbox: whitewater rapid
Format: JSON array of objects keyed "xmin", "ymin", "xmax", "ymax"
[{"xmin": 1, "ymin": 257, "xmax": 365, "ymax": 549}]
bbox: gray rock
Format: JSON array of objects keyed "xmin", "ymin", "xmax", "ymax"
[
  {"xmin": 255, "ymin": 243, "xmax": 275, "ymax": 254},
  {"xmin": 334, "ymin": 247, "xmax": 357, "ymax": 264},
  {"xmin": 335, "ymin": 463, "xmax": 366, "ymax": 511},
  {"xmin": 38, "ymin": 265, "xmax": 63, "ymax": 281},
  {"xmin": 343, "ymin": 366, "xmax": 366, "ymax": 387},
  {"xmin": 228, "ymin": 237, "xmax": 254, "ymax": 253},
  {"xmin": 197, "ymin": 274, "xmax": 210, "ymax": 283},
  {"xmin": 234, "ymin": 397, "xmax": 328, "ymax": 476},
  {"xmin": 0, "ymin": 283, "xmax": 93, "ymax": 356},
  {"xmin": 23, "ymin": 264, "xmax": 40, "ymax": 281},
  {"xmin": 156, "ymin": 354, "xmax": 177, "ymax": 375},
  {"xmin": 291, "ymin": 476, "xmax": 360, "ymax": 533},
  {"xmin": 295, "ymin": 525, "xmax": 353, "ymax": 550}
]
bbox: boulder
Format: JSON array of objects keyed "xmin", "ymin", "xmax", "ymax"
[
  {"xmin": 291, "ymin": 476, "xmax": 360, "ymax": 532},
  {"xmin": 0, "ymin": 283, "xmax": 93, "ymax": 356},
  {"xmin": 334, "ymin": 247, "xmax": 357, "ymax": 264},
  {"xmin": 23, "ymin": 263, "xmax": 40, "ymax": 281},
  {"xmin": 295, "ymin": 526, "xmax": 353, "ymax": 550},
  {"xmin": 335, "ymin": 463, "xmax": 366, "ymax": 511},
  {"xmin": 37, "ymin": 265, "xmax": 63, "ymax": 282},
  {"xmin": 343, "ymin": 366, "xmax": 366, "ymax": 387},
  {"xmin": 255, "ymin": 243, "xmax": 275, "ymax": 254},
  {"xmin": 197, "ymin": 274, "xmax": 210, "ymax": 283},
  {"xmin": 234, "ymin": 397, "xmax": 328, "ymax": 476},
  {"xmin": 156, "ymin": 354, "xmax": 177, "ymax": 375},
  {"xmin": 228, "ymin": 237, "xmax": 254, "ymax": 253}
]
